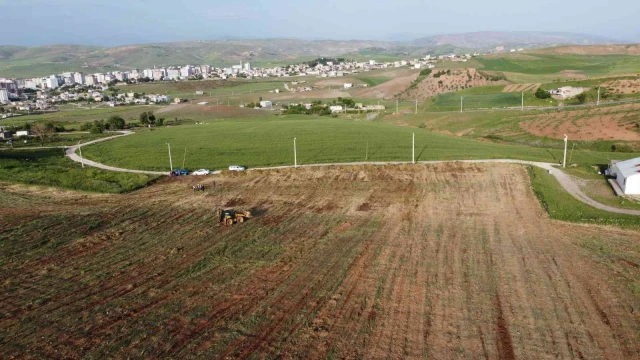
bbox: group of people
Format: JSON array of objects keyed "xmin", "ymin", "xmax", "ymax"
[{"xmin": 192, "ymin": 184, "xmax": 205, "ymax": 192}]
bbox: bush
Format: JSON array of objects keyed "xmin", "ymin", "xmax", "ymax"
[
  {"xmin": 535, "ymin": 88, "xmax": 551, "ymax": 99},
  {"xmin": 419, "ymin": 68, "xmax": 432, "ymax": 77},
  {"xmin": 576, "ymin": 93, "xmax": 587, "ymax": 104},
  {"xmin": 107, "ymin": 115, "xmax": 126, "ymax": 130}
]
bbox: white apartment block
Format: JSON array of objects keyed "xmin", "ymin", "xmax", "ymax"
[
  {"xmin": 73, "ymin": 72, "xmax": 85, "ymax": 84},
  {"xmin": 0, "ymin": 89, "xmax": 9, "ymax": 104}
]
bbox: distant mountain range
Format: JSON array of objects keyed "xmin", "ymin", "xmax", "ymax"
[
  {"xmin": 0, "ymin": 32, "xmax": 629, "ymax": 78},
  {"xmin": 411, "ymin": 31, "xmax": 619, "ymax": 49}
]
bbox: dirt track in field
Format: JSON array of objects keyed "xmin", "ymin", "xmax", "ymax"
[{"xmin": 1, "ymin": 164, "xmax": 639, "ymax": 359}]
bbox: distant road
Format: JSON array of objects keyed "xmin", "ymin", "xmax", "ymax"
[{"xmin": 63, "ymin": 132, "xmax": 640, "ymax": 215}]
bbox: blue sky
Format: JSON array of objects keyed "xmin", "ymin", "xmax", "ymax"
[{"xmin": 1, "ymin": 0, "xmax": 638, "ymax": 46}]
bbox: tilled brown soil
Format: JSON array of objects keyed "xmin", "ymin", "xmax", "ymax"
[
  {"xmin": 519, "ymin": 103, "xmax": 640, "ymax": 141},
  {"xmin": 1, "ymin": 164, "xmax": 639, "ymax": 359}
]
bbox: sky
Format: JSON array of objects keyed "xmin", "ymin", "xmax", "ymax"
[{"xmin": 1, "ymin": 0, "xmax": 639, "ymax": 46}]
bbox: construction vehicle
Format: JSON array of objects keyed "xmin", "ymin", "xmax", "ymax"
[{"xmin": 216, "ymin": 208, "xmax": 251, "ymax": 225}]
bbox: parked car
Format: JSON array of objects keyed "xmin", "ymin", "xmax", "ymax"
[
  {"xmin": 171, "ymin": 168, "xmax": 190, "ymax": 176},
  {"xmin": 228, "ymin": 165, "xmax": 246, "ymax": 172},
  {"xmin": 192, "ymin": 169, "xmax": 211, "ymax": 176}
]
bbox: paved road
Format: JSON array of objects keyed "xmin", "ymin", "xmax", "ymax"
[{"xmin": 64, "ymin": 132, "xmax": 640, "ymax": 216}]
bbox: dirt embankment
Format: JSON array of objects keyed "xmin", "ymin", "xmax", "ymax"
[
  {"xmin": 519, "ymin": 103, "xmax": 640, "ymax": 141},
  {"xmin": 350, "ymin": 73, "xmax": 418, "ymax": 100},
  {"xmin": 603, "ymin": 79, "xmax": 640, "ymax": 95},
  {"xmin": 397, "ymin": 68, "xmax": 509, "ymax": 101}
]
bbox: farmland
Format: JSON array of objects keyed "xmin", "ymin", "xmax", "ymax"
[
  {"xmin": 476, "ymin": 53, "xmax": 640, "ymax": 78},
  {"xmin": 1, "ymin": 163, "xmax": 639, "ymax": 358},
  {"xmin": 79, "ymin": 115, "xmax": 640, "ymax": 172}
]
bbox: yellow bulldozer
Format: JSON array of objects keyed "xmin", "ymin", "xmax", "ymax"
[{"xmin": 216, "ymin": 208, "xmax": 251, "ymax": 225}]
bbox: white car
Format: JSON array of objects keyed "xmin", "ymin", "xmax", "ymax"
[
  {"xmin": 191, "ymin": 169, "xmax": 211, "ymax": 176},
  {"xmin": 228, "ymin": 165, "xmax": 246, "ymax": 172}
]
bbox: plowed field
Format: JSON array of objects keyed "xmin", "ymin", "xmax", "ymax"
[
  {"xmin": 519, "ymin": 103, "xmax": 640, "ymax": 141},
  {"xmin": 1, "ymin": 164, "xmax": 639, "ymax": 359}
]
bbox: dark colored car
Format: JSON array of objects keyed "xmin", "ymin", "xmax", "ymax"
[{"xmin": 171, "ymin": 168, "xmax": 190, "ymax": 176}]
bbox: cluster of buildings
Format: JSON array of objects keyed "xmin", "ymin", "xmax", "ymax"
[{"xmin": 0, "ymin": 52, "xmax": 483, "ymax": 114}]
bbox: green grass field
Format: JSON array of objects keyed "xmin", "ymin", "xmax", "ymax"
[
  {"xmin": 425, "ymin": 87, "xmax": 557, "ymax": 111},
  {"xmin": 353, "ymin": 77, "xmax": 392, "ymax": 87},
  {"xmin": 477, "ymin": 54, "xmax": 640, "ymax": 77},
  {"xmin": 118, "ymin": 80, "xmax": 286, "ymax": 99},
  {"xmin": 0, "ymin": 105, "xmax": 162, "ymax": 128},
  {"xmin": 0, "ymin": 132, "xmax": 111, "ymax": 149},
  {"xmin": 0, "ymin": 149, "xmax": 159, "ymax": 193},
  {"xmin": 81, "ymin": 116, "xmax": 640, "ymax": 172}
]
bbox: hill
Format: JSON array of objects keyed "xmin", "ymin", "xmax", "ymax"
[
  {"xmin": 0, "ymin": 32, "xmax": 629, "ymax": 78},
  {"xmin": 413, "ymin": 31, "xmax": 620, "ymax": 50}
]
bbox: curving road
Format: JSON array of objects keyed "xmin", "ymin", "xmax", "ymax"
[
  {"xmin": 65, "ymin": 132, "xmax": 640, "ymax": 216},
  {"xmin": 65, "ymin": 131, "xmax": 168, "ymax": 176}
]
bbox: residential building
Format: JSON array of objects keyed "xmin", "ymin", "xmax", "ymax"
[
  {"xmin": 167, "ymin": 68, "xmax": 181, "ymax": 80},
  {"xmin": 610, "ymin": 158, "xmax": 640, "ymax": 195},
  {"xmin": 0, "ymin": 89, "xmax": 8, "ymax": 104},
  {"xmin": 73, "ymin": 72, "xmax": 85, "ymax": 85},
  {"xmin": 45, "ymin": 76, "xmax": 59, "ymax": 89},
  {"xmin": 180, "ymin": 66, "xmax": 193, "ymax": 78},
  {"xmin": 85, "ymin": 75, "xmax": 95, "ymax": 86}
]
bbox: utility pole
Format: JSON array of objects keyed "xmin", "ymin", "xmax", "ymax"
[
  {"xmin": 294, "ymin": 137, "xmax": 297, "ymax": 168},
  {"xmin": 78, "ymin": 140, "xmax": 84, "ymax": 168},
  {"xmin": 182, "ymin": 148, "xmax": 187, "ymax": 168},
  {"xmin": 521, "ymin": 92, "xmax": 524, "ymax": 111},
  {"xmin": 562, "ymin": 134, "xmax": 568, "ymax": 168},
  {"xmin": 415, "ymin": 99, "xmax": 418, "ymax": 114},
  {"xmin": 412, "ymin": 133, "xmax": 415, "ymax": 164},
  {"xmin": 597, "ymin": 86, "xmax": 600, "ymax": 106},
  {"xmin": 460, "ymin": 97, "xmax": 463, "ymax": 113},
  {"xmin": 396, "ymin": 100, "xmax": 399, "ymax": 114},
  {"xmin": 167, "ymin": 143, "xmax": 173, "ymax": 172}
]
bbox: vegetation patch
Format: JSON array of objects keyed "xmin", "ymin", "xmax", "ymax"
[
  {"xmin": 528, "ymin": 166, "xmax": 640, "ymax": 228},
  {"xmin": 0, "ymin": 149, "xmax": 159, "ymax": 193}
]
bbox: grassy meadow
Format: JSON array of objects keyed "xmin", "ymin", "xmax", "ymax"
[
  {"xmin": 476, "ymin": 54, "xmax": 640, "ymax": 77},
  {"xmin": 80, "ymin": 115, "xmax": 640, "ymax": 172},
  {"xmin": 0, "ymin": 149, "xmax": 159, "ymax": 193}
]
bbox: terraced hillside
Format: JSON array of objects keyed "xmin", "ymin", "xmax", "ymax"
[{"xmin": 1, "ymin": 164, "xmax": 638, "ymax": 358}]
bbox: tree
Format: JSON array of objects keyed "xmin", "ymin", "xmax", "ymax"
[
  {"xmin": 139, "ymin": 112, "xmax": 149, "ymax": 125},
  {"xmin": 147, "ymin": 111, "xmax": 156, "ymax": 125},
  {"xmin": 156, "ymin": 117, "xmax": 165, "ymax": 126},
  {"xmin": 90, "ymin": 120, "xmax": 105, "ymax": 134},
  {"xmin": 107, "ymin": 115, "xmax": 126, "ymax": 130},
  {"xmin": 535, "ymin": 88, "xmax": 551, "ymax": 99},
  {"xmin": 576, "ymin": 92, "xmax": 587, "ymax": 104},
  {"xmin": 30, "ymin": 122, "xmax": 55, "ymax": 146}
]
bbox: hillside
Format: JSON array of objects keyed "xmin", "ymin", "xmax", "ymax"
[
  {"xmin": 530, "ymin": 44, "xmax": 640, "ymax": 55},
  {"xmin": 0, "ymin": 32, "xmax": 629, "ymax": 78}
]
